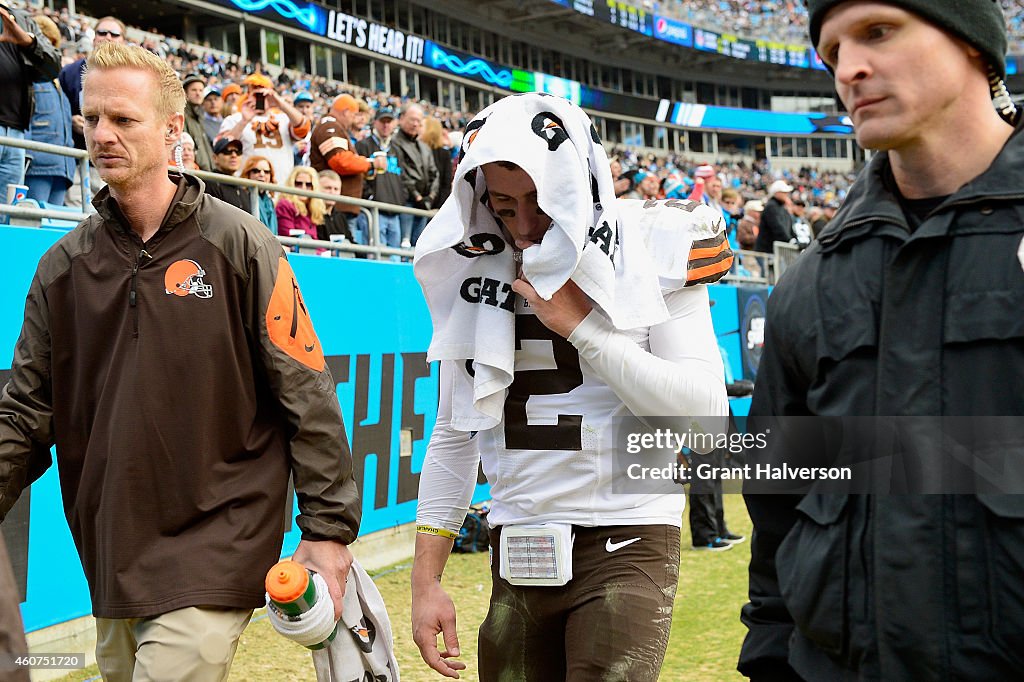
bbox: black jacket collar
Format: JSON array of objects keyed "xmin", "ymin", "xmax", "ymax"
[{"xmin": 817, "ymin": 120, "xmax": 1024, "ymax": 251}]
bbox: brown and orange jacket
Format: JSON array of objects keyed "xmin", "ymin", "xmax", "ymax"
[
  {"xmin": 0, "ymin": 173, "xmax": 360, "ymax": 618},
  {"xmin": 310, "ymin": 115, "xmax": 370, "ymax": 216}
]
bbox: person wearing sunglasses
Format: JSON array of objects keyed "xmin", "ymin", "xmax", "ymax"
[
  {"xmin": 241, "ymin": 155, "xmax": 278, "ymax": 233},
  {"xmin": 58, "ymin": 16, "xmax": 124, "ymax": 150},
  {"xmin": 276, "ymin": 166, "xmax": 326, "ymax": 240},
  {"xmin": 58, "ymin": 15, "xmax": 125, "ymax": 207},
  {"xmin": 204, "ymin": 137, "xmax": 250, "ymax": 212}
]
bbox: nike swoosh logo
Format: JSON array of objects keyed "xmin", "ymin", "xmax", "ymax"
[{"xmin": 605, "ymin": 537, "xmax": 641, "ymax": 552}]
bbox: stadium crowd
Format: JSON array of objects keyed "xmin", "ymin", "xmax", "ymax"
[
  {"xmin": 654, "ymin": 0, "xmax": 1024, "ymax": 53},
  {"xmin": 3, "ymin": 0, "xmax": 852, "ymax": 257}
]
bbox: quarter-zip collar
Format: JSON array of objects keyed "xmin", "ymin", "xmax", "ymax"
[
  {"xmin": 92, "ymin": 171, "xmax": 206, "ymax": 243},
  {"xmin": 817, "ymin": 119, "xmax": 1024, "ymax": 252}
]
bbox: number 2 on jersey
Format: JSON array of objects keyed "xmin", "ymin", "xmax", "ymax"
[{"xmin": 504, "ymin": 315, "xmax": 584, "ymax": 450}]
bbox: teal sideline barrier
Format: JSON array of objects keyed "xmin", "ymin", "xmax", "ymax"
[{"xmin": 0, "ymin": 225, "xmax": 761, "ymax": 632}]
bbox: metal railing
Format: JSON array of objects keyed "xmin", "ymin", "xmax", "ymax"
[
  {"xmin": 0, "ymin": 136, "xmax": 94, "ymax": 206},
  {"xmin": 0, "ymin": 135, "xmax": 432, "ymax": 260},
  {"xmin": 0, "ymin": 136, "xmax": 799, "ymax": 280}
]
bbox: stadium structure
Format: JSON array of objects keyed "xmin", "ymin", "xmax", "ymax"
[{"xmin": 67, "ymin": 0, "xmax": 1023, "ymax": 171}]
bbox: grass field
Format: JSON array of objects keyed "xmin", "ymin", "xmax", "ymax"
[{"xmin": 58, "ymin": 495, "xmax": 751, "ymax": 682}]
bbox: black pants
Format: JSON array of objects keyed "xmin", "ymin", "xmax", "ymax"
[{"xmin": 688, "ymin": 448, "xmax": 729, "ymax": 544}]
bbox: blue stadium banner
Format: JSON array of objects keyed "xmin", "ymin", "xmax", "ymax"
[
  {"xmin": 653, "ymin": 15, "xmax": 692, "ymax": 47},
  {"xmin": 208, "ymin": 0, "xmax": 427, "ymax": 64}
]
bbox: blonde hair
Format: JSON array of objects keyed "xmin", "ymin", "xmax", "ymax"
[
  {"xmin": 84, "ymin": 43, "xmax": 186, "ymax": 118},
  {"xmin": 32, "ymin": 15, "xmax": 61, "ymax": 50},
  {"xmin": 283, "ymin": 166, "xmax": 326, "ymax": 225},
  {"xmin": 420, "ymin": 116, "xmax": 446, "ymax": 150}
]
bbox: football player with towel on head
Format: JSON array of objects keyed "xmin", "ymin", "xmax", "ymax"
[{"xmin": 410, "ymin": 92, "xmax": 730, "ymax": 681}]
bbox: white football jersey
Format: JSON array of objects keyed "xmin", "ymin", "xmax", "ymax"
[
  {"xmin": 478, "ymin": 297, "xmax": 687, "ymax": 528},
  {"xmin": 220, "ymin": 110, "xmax": 301, "ymax": 182},
  {"xmin": 481, "ymin": 198, "xmax": 729, "ymax": 528},
  {"xmin": 418, "ymin": 197, "xmax": 729, "ymax": 531}
]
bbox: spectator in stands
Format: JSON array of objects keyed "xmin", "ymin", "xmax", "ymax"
[
  {"xmin": 275, "ymin": 165, "xmax": 324, "ymax": 239},
  {"xmin": 25, "ymin": 15, "xmax": 75, "ymax": 207},
  {"xmin": 292, "ymin": 91, "xmax": 314, "ymax": 167},
  {"xmin": 742, "ymin": 198, "xmax": 764, "ymax": 228},
  {"xmin": 354, "ymin": 98, "xmax": 372, "ymax": 141},
  {"xmin": 220, "ymin": 72, "xmax": 310, "ymax": 182},
  {"xmin": 741, "ymin": 1, "xmax": 1024, "ymax": 679},
  {"xmin": 754, "ymin": 179, "xmax": 794, "ymax": 252},
  {"xmin": 735, "ymin": 216, "xmax": 762, "ymax": 278},
  {"xmin": 316, "ymin": 169, "xmax": 355, "ymax": 245},
  {"xmin": 355, "ymin": 106, "xmax": 403, "ymax": 248},
  {"xmin": 220, "ymin": 82, "xmax": 241, "ymax": 117},
  {"xmin": 0, "ymin": 41, "xmax": 359, "ymax": 682},
  {"xmin": 392, "ymin": 102, "xmax": 438, "ymax": 247},
  {"xmin": 200, "ymin": 85, "xmax": 222, "ymax": 144},
  {"xmin": 0, "ymin": 2, "xmax": 60, "ymax": 207},
  {"xmin": 55, "ymin": 7, "xmax": 75, "ymax": 44},
  {"xmin": 241, "ymin": 154, "xmax": 277, "ymax": 232},
  {"xmin": 309, "ymin": 94, "xmax": 385, "ymax": 238},
  {"xmin": 790, "ymin": 197, "xmax": 813, "ymax": 247},
  {"xmin": 811, "ymin": 200, "xmax": 838, "ymax": 236},
  {"xmin": 204, "ymin": 137, "xmax": 249, "ymax": 212},
  {"xmin": 421, "ymin": 116, "xmax": 454, "ymax": 208},
  {"xmin": 635, "ymin": 170, "xmax": 661, "ymax": 200},
  {"xmin": 59, "ymin": 15, "xmax": 123, "ymax": 152},
  {"xmin": 616, "ymin": 169, "xmax": 638, "ymax": 198},
  {"xmin": 181, "ymin": 74, "xmax": 215, "ymax": 171},
  {"xmin": 688, "ymin": 164, "xmax": 715, "ymax": 204},
  {"xmin": 720, "ymin": 187, "xmax": 743, "ymax": 250},
  {"xmin": 293, "ymin": 91, "xmax": 315, "ymax": 120}
]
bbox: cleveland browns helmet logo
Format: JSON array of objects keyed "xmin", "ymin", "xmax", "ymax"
[{"xmin": 164, "ymin": 259, "xmax": 213, "ymax": 298}]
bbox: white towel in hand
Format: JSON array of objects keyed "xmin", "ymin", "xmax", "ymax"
[
  {"xmin": 311, "ymin": 559, "xmax": 399, "ymax": 682},
  {"xmin": 414, "ymin": 93, "xmax": 670, "ymax": 432}
]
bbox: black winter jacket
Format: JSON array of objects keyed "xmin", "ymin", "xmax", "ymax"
[
  {"xmin": 0, "ymin": 4, "xmax": 61, "ymax": 131},
  {"xmin": 391, "ymin": 128, "xmax": 439, "ymax": 208},
  {"xmin": 739, "ymin": 122, "xmax": 1024, "ymax": 681},
  {"xmin": 754, "ymin": 196, "xmax": 793, "ymax": 253}
]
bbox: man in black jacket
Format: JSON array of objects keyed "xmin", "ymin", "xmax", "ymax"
[
  {"xmin": 204, "ymin": 137, "xmax": 249, "ymax": 212},
  {"xmin": 0, "ymin": 3, "xmax": 61, "ymax": 203},
  {"xmin": 752, "ymin": 179, "xmax": 794, "ymax": 253},
  {"xmin": 391, "ymin": 103, "xmax": 438, "ymax": 247},
  {"xmin": 355, "ymin": 107, "xmax": 404, "ymax": 248},
  {"xmin": 739, "ymin": 2, "xmax": 1024, "ymax": 681}
]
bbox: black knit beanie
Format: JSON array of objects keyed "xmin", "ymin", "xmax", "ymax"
[{"xmin": 807, "ymin": 0, "xmax": 1008, "ymax": 79}]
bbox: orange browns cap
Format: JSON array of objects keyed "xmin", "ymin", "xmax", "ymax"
[
  {"xmin": 331, "ymin": 94, "xmax": 359, "ymax": 113},
  {"xmin": 221, "ymin": 83, "xmax": 242, "ymax": 99},
  {"xmin": 243, "ymin": 73, "xmax": 274, "ymax": 90},
  {"xmin": 265, "ymin": 560, "xmax": 309, "ymax": 603}
]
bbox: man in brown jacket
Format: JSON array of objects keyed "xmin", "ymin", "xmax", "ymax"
[
  {"xmin": 309, "ymin": 94, "xmax": 387, "ymax": 236},
  {"xmin": 0, "ymin": 43, "xmax": 360, "ymax": 681}
]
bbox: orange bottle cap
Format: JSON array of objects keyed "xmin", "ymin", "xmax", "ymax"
[{"xmin": 265, "ymin": 560, "xmax": 309, "ymax": 603}]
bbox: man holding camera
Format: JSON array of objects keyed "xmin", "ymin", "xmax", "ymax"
[
  {"xmin": 219, "ymin": 73, "xmax": 310, "ymax": 182},
  {"xmin": 308, "ymin": 94, "xmax": 387, "ymax": 239}
]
